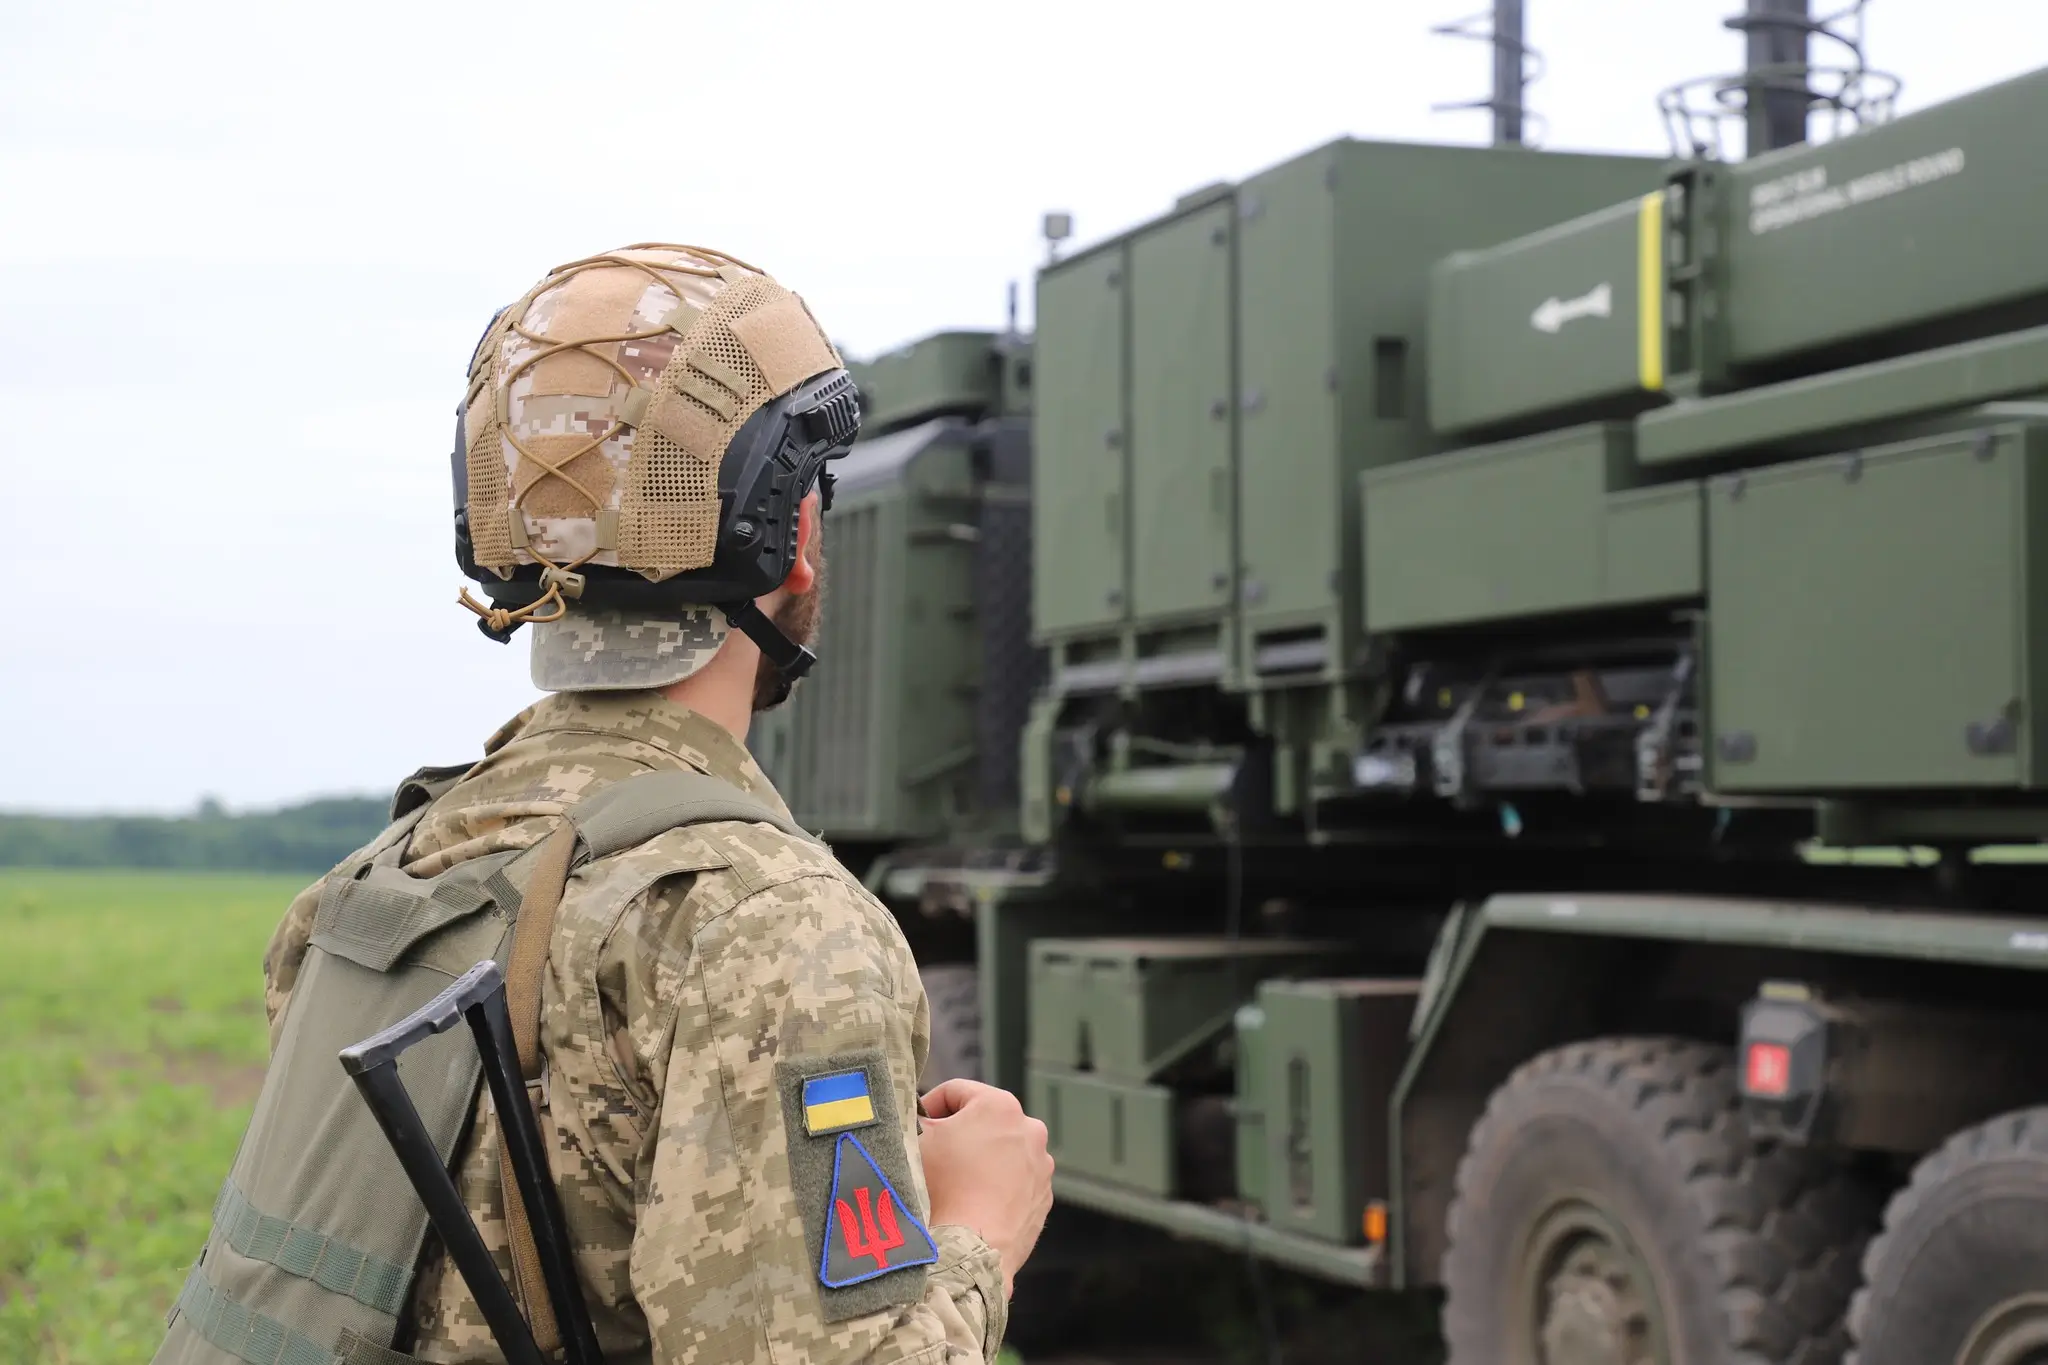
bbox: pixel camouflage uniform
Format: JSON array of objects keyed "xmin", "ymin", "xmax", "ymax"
[{"xmin": 265, "ymin": 246, "xmax": 1010, "ymax": 1364}]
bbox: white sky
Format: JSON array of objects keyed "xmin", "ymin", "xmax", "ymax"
[{"xmin": 3, "ymin": 0, "xmax": 2040, "ymax": 813}]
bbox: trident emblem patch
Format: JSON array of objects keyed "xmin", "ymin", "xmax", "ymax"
[{"xmin": 818, "ymin": 1131, "xmax": 939, "ymax": 1287}]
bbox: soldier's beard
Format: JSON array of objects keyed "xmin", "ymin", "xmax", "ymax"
[{"xmin": 751, "ymin": 533, "xmax": 826, "ymax": 713}]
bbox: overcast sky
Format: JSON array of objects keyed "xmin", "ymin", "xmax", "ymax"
[{"xmin": 4, "ymin": 0, "xmax": 2040, "ymax": 814}]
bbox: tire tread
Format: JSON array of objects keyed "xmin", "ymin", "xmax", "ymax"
[
  {"xmin": 1845, "ymin": 1106, "xmax": 2048, "ymax": 1364},
  {"xmin": 1442, "ymin": 1036, "xmax": 1877, "ymax": 1365}
]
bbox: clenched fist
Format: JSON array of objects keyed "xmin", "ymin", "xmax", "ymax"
[{"xmin": 917, "ymin": 1079, "xmax": 1055, "ymax": 1297}]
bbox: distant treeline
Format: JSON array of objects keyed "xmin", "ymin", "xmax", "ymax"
[{"xmin": 0, "ymin": 795, "xmax": 390, "ymax": 873}]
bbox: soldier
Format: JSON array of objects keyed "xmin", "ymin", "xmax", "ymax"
[{"xmin": 156, "ymin": 245, "xmax": 1052, "ymax": 1365}]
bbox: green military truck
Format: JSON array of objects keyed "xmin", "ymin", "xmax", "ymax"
[{"xmin": 752, "ymin": 5, "xmax": 2048, "ymax": 1361}]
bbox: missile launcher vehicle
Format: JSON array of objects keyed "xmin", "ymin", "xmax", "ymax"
[{"xmin": 753, "ymin": 4, "xmax": 2048, "ymax": 1359}]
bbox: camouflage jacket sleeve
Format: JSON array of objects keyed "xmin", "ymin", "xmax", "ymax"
[{"xmin": 632, "ymin": 860, "xmax": 1008, "ymax": 1365}]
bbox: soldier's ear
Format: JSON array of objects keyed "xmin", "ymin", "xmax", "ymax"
[{"xmin": 784, "ymin": 494, "xmax": 820, "ymax": 596}]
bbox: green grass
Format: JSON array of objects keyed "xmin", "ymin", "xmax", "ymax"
[{"xmin": 0, "ymin": 869, "xmax": 302, "ymax": 1364}]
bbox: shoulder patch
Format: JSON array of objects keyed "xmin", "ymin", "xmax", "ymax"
[
  {"xmin": 819, "ymin": 1132, "xmax": 939, "ymax": 1287},
  {"xmin": 776, "ymin": 1048, "xmax": 934, "ymax": 1322}
]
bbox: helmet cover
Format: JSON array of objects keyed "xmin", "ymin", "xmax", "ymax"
[{"xmin": 458, "ymin": 244, "xmax": 843, "ymax": 691}]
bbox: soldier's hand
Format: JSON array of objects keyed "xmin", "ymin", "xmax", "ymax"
[{"xmin": 917, "ymin": 1078, "xmax": 1054, "ymax": 1297}]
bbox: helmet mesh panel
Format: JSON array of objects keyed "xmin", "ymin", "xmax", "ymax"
[
  {"xmin": 621, "ymin": 277, "xmax": 793, "ymax": 579},
  {"xmin": 465, "ymin": 362, "xmax": 513, "ymax": 571}
]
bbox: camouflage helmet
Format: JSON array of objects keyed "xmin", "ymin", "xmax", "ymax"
[{"xmin": 452, "ymin": 244, "xmax": 859, "ymax": 693}]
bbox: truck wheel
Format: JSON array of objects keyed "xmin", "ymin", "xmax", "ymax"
[
  {"xmin": 1847, "ymin": 1108, "xmax": 2048, "ymax": 1365},
  {"xmin": 1442, "ymin": 1037, "xmax": 1877, "ymax": 1365},
  {"xmin": 919, "ymin": 963, "xmax": 982, "ymax": 1090}
]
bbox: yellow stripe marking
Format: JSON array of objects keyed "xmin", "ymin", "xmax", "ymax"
[
  {"xmin": 805, "ymin": 1095, "xmax": 875, "ymax": 1131},
  {"xmin": 1638, "ymin": 189, "xmax": 1666, "ymax": 392}
]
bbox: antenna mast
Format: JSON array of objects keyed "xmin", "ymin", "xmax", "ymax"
[
  {"xmin": 1658, "ymin": 0, "xmax": 1900, "ymax": 160},
  {"xmin": 1739, "ymin": 0, "xmax": 1819, "ymax": 153},
  {"xmin": 1430, "ymin": 1, "xmax": 1545, "ymax": 147}
]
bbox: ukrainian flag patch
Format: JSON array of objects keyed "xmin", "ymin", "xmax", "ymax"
[{"xmin": 802, "ymin": 1069, "xmax": 878, "ymax": 1135}]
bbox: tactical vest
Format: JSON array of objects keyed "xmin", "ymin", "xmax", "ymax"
[{"xmin": 153, "ymin": 765, "xmax": 817, "ymax": 1365}]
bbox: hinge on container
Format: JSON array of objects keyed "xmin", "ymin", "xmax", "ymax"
[
  {"xmin": 1431, "ymin": 668, "xmax": 1497, "ymax": 806},
  {"xmin": 1717, "ymin": 731, "xmax": 1757, "ymax": 764},
  {"xmin": 1966, "ymin": 700, "xmax": 2022, "ymax": 756},
  {"xmin": 1636, "ymin": 651, "xmax": 1699, "ymax": 801}
]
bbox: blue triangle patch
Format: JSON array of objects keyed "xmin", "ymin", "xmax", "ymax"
[{"xmin": 818, "ymin": 1132, "xmax": 940, "ymax": 1287}]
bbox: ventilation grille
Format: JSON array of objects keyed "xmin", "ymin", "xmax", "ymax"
[
  {"xmin": 791, "ymin": 502, "xmax": 879, "ymax": 827},
  {"xmin": 975, "ymin": 422, "xmax": 1042, "ymax": 811}
]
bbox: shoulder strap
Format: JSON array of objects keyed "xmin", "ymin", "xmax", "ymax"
[
  {"xmin": 495, "ymin": 767, "xmax": 814, "ymax": 1352},
  {"xmin": 388, "ymin": 759, "xmax": 480, "ymax": 821},
  {"xmin": 567, "ymin": 767, "xmax": 817, "ymax": 860}
]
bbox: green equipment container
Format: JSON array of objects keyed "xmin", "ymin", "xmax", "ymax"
[
  {"xmin": 1026, "ymin": 936, "xmax": 1349, "ymax": 1082},
  {"xmin": 1023, "ymin": 185, "xmax": 1243, "ymax": 640},
  {"xmin": 1705, "ymin": 413, "xmax": 2048, "ymax": 792},
  {"xmin": 1427, "ymin": 194, "xmax": 1667, "ymax": 437},
  {"xmin": 1029, "ymin": 139, "xmax": 1666, "ymax": 668},
  {"xmin": 1128, "ymin": 193, "xmax": 1237, "ymax": 627},
  {"xmin": 1363, "ymin": 423, "xmax": 1702, "ymax": 630},
  {"xmin": 850, "ymin": 330, "xmax": 1005, "ymax": 435},
  {"xmin": 1026, "ymin": 1068, "xmax": 1176, "ymax": 1197},
  {"xmin": 1232, "ymin": 141, "xmax": 1665, "ymax": 679},
  {"xmin": 1718, "ymin": 68, "xmax": 2048, "ymax": 374},
  {"xmin": 1237, "ymin": 978, "xmax": 1419, "ymax": 1244},
  {"xmin": 1032, "ymin": 239, "xmax": 1135, "ymax": 638},
  {"xmin": 1430, "ymin": 69, "xmax": 2048, "ymax": 445}
]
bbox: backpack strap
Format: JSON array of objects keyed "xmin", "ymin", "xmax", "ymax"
[
  {"xmin": 495, "ymin": 822, "xmax": 577, "ymax": 1355},
  {"xmin": 495, "ymin": 768, "xmax": 812, "ymax": 1353}
]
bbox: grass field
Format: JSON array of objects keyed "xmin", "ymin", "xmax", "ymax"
[
  {"xmin": 0, "ymin": 869, "xmax": 302, "ymax": 1363},
  {"xmin": 0, "ymin": 869, "xmax": 1412, "ymax": 1365}
]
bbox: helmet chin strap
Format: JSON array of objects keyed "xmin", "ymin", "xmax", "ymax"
[{"xmin": 718, "ymin": 598, "xmax": 815, "ymax": 708}]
